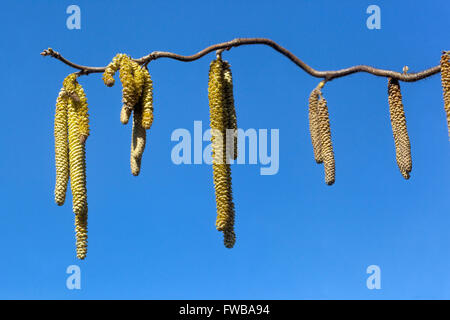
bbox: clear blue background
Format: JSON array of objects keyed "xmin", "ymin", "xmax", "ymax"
[{"xmin": 0, "ymin": 0, "xmax": 448, "ymax": 299}]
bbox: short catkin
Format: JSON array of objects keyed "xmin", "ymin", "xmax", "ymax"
[
  {"xmin": 308, "ymin": 86, "xmax": 323, "ymax": 164},
  {"xmin": 54, "ymin": 89, "xmax": 69, "ymax": 206},
  {"xmin": 141, "ymin": 66, "xmax": 154, "ymax": 130},
  {"xmin": 387, "ymin": 78, "xmax": 412, "ymax": 179},
  {"xmin": 119, "ymin": 55, "xmax": 139, "ymax": 123},
  {"xmin": 102, "ymin": 53, "xmax": 125, "ymax": 87},
  {"xmin": 208, "ymin": 58, "xmax": 236, "ymax": 248},
  {"xmin": 440, "ymin": 51, "xmax": 450, "ymax": 138},
  {"xmin": 317, "ymin": 96, "xmax": 335, "ymax": 185}
]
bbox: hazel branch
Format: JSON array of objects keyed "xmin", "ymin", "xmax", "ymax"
[{"xmin": 41, "ymin": 37, "xmax": 441, "ymax": 81}]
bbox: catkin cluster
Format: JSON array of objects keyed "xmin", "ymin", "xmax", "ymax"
[
  {"xmin": 54, "ymin": 73, "xmax": 89, "ymax": 260},
  {"xmin": 103, "ymin": 54, "xmax": 154, "ymax": 176},
  {"xmin": 208, "ymin": 57, "xmax": 238, "ymax": 248},
  {"xmin": 441, "ymin": 51, "xmax": 450, "ymax": 139},
  {"xmin": 388, "ymin": 78, "xmax": 412, "ymax": 179},
  {"xmin": 308, "ymin": 83, "xmax": 335, "ymax": 185}
]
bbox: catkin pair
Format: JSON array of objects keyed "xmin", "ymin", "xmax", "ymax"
[
  {"xmin": 440, "ymin": 51, "xmax": 450, "ymax": 139},
  {"xmin": 308, "ymin": 82, "xmax": 335, "ymax": 185},
  {"xmin": 388, "ymin": 78, "xmax": 412, "ymax": 179},
  {"xmin": 54, "ymin": 73, "xmax": 89, "ymax": 259},
  {"xmin": 103, "ymin": 55, "xmax": 155, "ymax": 176},
  {"xmin": 208, "ymin": 57, "xmax": 237, "ymax": 248}
]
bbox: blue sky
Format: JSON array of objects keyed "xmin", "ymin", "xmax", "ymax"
[{"xmin": 0, "ymin": 0, "xmax": 449, "ymax": 299}]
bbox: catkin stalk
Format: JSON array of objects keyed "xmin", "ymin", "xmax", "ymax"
[
  {"xmin": 388, "ymin": 78, "xmax": 412, "ymax": 179},
  {"xmin": 317, "ymin": 96, "xmax": 335, "ymax": 185},
  {"xmin": 208, "ymin": 58, "xmax": 236, "ymax": 248},
  {"xmin": 440, "ymin": 51, "xmax": 450, "ymax": 139}
]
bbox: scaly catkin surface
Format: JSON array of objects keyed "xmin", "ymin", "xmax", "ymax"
[
  {"xmin": 308, "ymin": 87, "xmax": 323, "ymax": 164},
  {"xmin": 440, "ymin": 52, "xmax": 450, "ymax": 139},
  {"xmin": 317, "ymin": 96, "xmax": 335, "ymax": 185},
  {"xmin": 74, "ymin": 82, "xmax": 89, "ymax": 143},
  {"xmin": 119, "ymin": 55, "xmax": 139, "ymax": 121},
  {"xmin": 54, "ymin": 89, "xmax": 69, "ymax": 206},
  {"xmin": 141, "ymin": 67, "xmax": 154, "ymax": 130},
  {"xmin": 388, "ymin": 78, "xmax": 412, "ymax": 179},
  {"xmin": 208, "ymin": 58, "xmax": 236, "ymax": 248},
  {"xmin": 67, "ymin": 96, "xmax": 88, "ymax": 259}
]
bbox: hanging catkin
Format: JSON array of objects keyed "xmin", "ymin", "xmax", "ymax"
[
  {"xmin": 119, "ymin": 55, "xmax": 139, "ymax": 124},
  {"xmin": 141, "ymin": 66, "xmax": 154, "ymax": 130},
  {"xmin": 102, "ymin": 53, "xmax": 125, "ymax": 87},
  {"xmin": 223, "ymin": 61, "xmax": 238, "ymax": 160},
  {"xmin": 68, "ymin": 94, "xmax": 88, "ymax": 259},
  {"xmin": 308, "ymin": 84, "xmax": 323, "ymax": 164},
  {"xmin": 55, "ymin": 73, "xmax": 90, "ymax": 259},
  {"xmin": 317, "ymin": 96, "xmax": 335, "ymax": 185},
  {"xmin": 388, "ymin": 78, "xmax": 412, "ymax": 179},
  {"xmin": 208, "ymin": 57, "xmax": 236, "ymax": 248},
  {"xmin": 54, "ymin": 89, "xmax": 69, "ymax": 206},
  {"xmin": 130, "ymin": 100, "xmax": 147, "ymax": 176},
  {"xmin": 440, "ymin": 51, "xmax": 450, "ymax": 138}
]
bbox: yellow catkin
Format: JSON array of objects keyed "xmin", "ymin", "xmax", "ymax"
[
  {"xmin": 130, "ymin": 100, "xmax": 147, "ymax": 176},
  {"xmin": 132, "ymin": 61, "xmax": 145, "ymax": 99},
  {"xmin": 223, "ymin": 61, "xmax": 238, "ymax": 160},
  {"xmin": 317, "ymin": 96, "xmax": 335, "ymax": 185},
  {"xmin": 102, "ymin": 54, "xmax": 125, "ymax": 87},
  {"xmin": 119, "ymin": 55, "xmax": 139, "ymax": 121},
  {"xmin": 67, "ymin": 94, "xmax": 88, "ymax": 259},
  {"xmin": 141, "ymin": 67, "xmax": 154, "ymax": 130},
  {"xmin": 120, "ymin": 105, "xmax": 132, "ymax": 125},
  {"xmin": 54, "ymin": 89, "xmax": 69, "ymax": 206},
  {"xmin": 74, "ymin": 82, "xmax": 89, "ymax": 143},
  {"xmin": 67, "ymin": 97, "xmax": 88, "ymax": 215},
  {"xmin": 208, "ymin": 58, "xmax": 236, "ymax": 248},
  {"xmin": 308, "ymin": 87, "xmax": 323, "ymax": 164},
  {"xmin": 388, "ymin": 78, "xmax": 412, "ymax": 180},
  {"xmin": 440, "ymin": 51, "xmax": 450, "ymax": 139}
]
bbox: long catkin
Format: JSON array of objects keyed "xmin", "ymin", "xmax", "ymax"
[
  {"xmin": 440, "ymin": 51, "xmax": 450, "ymax": 139},
  {"xmin": 67, "ymin": 96, "xmax": 88, "ymax": 259},
  {"xmin": 208, "ymin": 58, "xmax": 236, "ymax": 248},
  {"xmin": 54, "ymin": 89, "xmax": 69, "ymax": 206},
  {"xmin": 388, "ymin": 78, "xmax": 412, "ymax": 179},
  {"xmin": 317, "ymin": 96, "xmax": 335, "ymax": 185},
  {"xmin": 61, "ymin": 73, "xmax": 89, "ymax": 259},
  {"xmin": 308, "ymin": 87, "xmax": 323, "ymax": 164},
  {"xmin": 223, "ymin": 61, "xmax": 238, "ymax": 160}
]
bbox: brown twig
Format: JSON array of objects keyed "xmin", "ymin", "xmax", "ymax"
[{"xmin": 41, "ymin": 38, "xmax": 441, "ymax": 82}]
